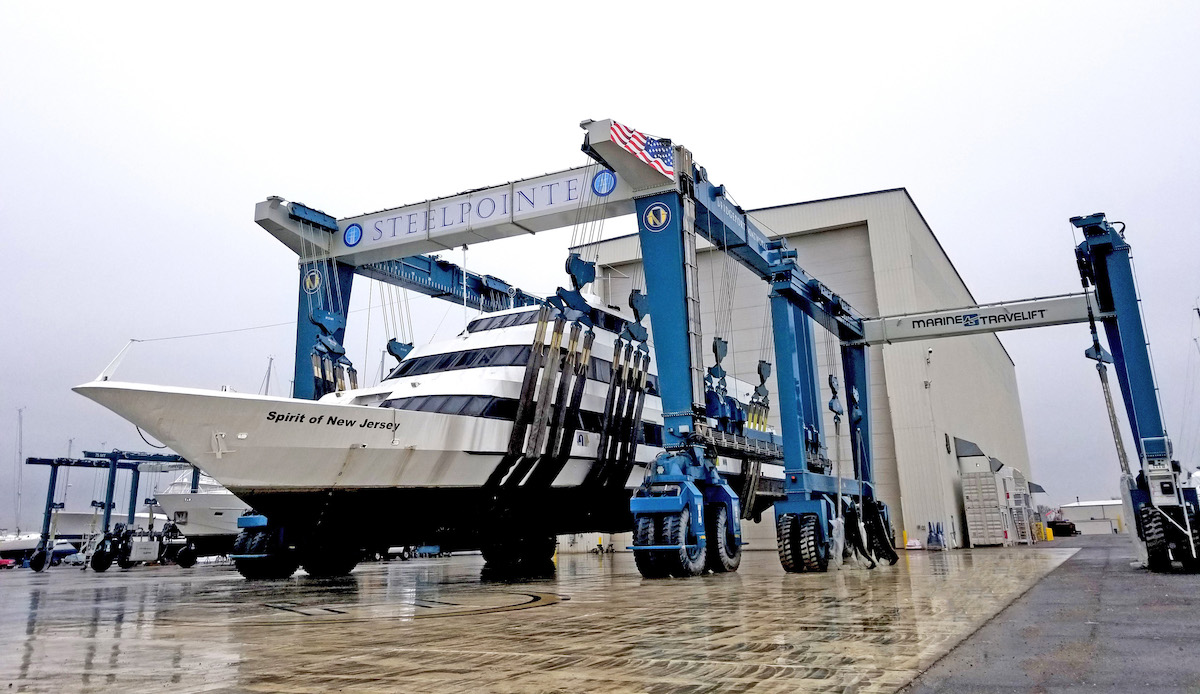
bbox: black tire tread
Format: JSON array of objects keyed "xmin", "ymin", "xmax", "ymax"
[
  {"xmin": 234, "ymin": 529, "xmax": 299, "ymax": 580},
  {"xmin": 175, "ymin": 546, "xmax": 197, "ymax": 569},
  {"xmin": 705, "ymin": 504, "xmax": 741, "ymax": 573},
  {"xmin": 633, "ymin": 515, "xmax": 666, "ymax": 578},
  {"xmin": 1141, "ymin": 506, "xmax": 1170, "ymax": 572},
  {"xmin": 799, "ymin": 514, "xmax": 828, "ymax": 573},
  {"xmin": 90, "ymin": 549, "xmax": 113, "ymax": 573},
  {"xmin": 777, "ymin": 513, "xmax": 801, "ymax": 573}
]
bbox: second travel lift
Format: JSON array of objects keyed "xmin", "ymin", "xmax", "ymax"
[{"xmin": 580, "ymin": 120, "xmax": 898, "ymax": 577}]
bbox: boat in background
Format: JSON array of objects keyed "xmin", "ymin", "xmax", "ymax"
[
  {"xmin": 0, "ymin": 533, "xmax": 77, "ymax": 564},
  {"xmin": 155, "ymin": 471, "xmax": 249, "ymax": 556},
  {"xmin": 0, "ymin": 532, "xmax": 39, "ymax": 561},
  {"xmin": 51, "ymin": 511, "xmax": 167, "ymax": 542}
]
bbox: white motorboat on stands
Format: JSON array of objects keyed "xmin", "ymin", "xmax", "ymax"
[{"xmin": 155, "ymin": 471, "xmax": 249, "ymax": 558}]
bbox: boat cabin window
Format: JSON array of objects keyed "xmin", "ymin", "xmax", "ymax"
[
  {"xmin": 383, "ymin": 344, "xmax": 658, "ymax": 397},
  {"xmin": 466, "ymin": 307, "xmax": 628, "ymax": 336},
  {"xmin": 385, "ymin": 345, "xmax": 533, "ymax": 380},
  {"xmin": 380, "ymin": 394, "xmax": 664, "ymax": 444},
  {"xmin": 381, "ymin": 394, "xmax": 519, "ymax": 420},
  {"xmin": 467, "ymin": 310, "xmax": 541, "ymax": 333}
]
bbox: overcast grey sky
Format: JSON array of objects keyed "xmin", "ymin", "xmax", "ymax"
[{"xmin": 3, "ymin": 2, "xmax": 1199, "ymax": 530}]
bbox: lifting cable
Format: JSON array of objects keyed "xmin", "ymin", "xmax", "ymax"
[
  {"xmin": 823, "ymin": 323, "xmax": 838, "ymax": 464},
  {"xmin": 297, "ymin": 222, "xmax": 318, "ymax": 321},
  {"xmin": 363, "ymin": 280, "xmax": 375, "ymax": 380}
]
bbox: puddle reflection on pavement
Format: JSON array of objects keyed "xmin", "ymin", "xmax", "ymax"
[{"xmin": 0, "ymin": 546, "xmax": 1075, "ymax": 693}]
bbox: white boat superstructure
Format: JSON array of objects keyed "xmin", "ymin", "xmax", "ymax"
[{"xmin": 156, "ymin": 472, "xmax": 250, "ymax": 554}]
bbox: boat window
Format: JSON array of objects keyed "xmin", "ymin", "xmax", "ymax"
[
  {"xmin": 466, "ymin": 309, "xmax": 540, "ymax": 333},
  {"xmin": 642, "ymin": 422, "xmax": 664, "ymax": 447},
  {"xmin": 460, "ymin": 396, "xmax": 490, "ymax": 417},
  {"xmin": 375, "ymin": 394, "xmax": 667, "ymax": 446},
  {"xmin": 484, "ymin": 398, "xmax": 519, "ymax": 420},
  {"xmin": 589, "ymin": 309, "xmax": 627, "ymax": 335},
  {"xmin": 381, "ymin": 344, "xmax": 659, "ymax": 397},
  {"xmin": 423, "ymin": 394, "xmax": 451, "ymax": 412}
]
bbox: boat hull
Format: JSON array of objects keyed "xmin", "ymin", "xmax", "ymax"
[{"xmin": 74, "ymin": 381, "xmax": 651, "ymax": 548}]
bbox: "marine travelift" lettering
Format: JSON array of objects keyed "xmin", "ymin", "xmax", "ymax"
[{"xmin": 911, "ymin": 309, "xmax": 1048, "ymax": 330}]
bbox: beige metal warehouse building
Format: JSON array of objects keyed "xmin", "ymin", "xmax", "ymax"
[{"xmin": 573, "ymin": 188, "xmax": 1034, "ymax": 550}]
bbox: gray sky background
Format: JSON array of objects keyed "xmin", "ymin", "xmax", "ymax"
[{"xmin": 3, "ymin": 3, "xmax": 1199, "ymax": 530}]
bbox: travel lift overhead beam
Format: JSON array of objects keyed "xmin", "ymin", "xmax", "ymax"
[
  {"xmin": 253, "ymin": 162, "xmax": 642, "ymax": 400},
  {"xmin": 841, "ymin": 215, "xmax": 1193, "ymax": 571}
]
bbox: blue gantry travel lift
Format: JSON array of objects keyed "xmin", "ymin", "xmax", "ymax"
[
  {"xmin": 22, "ymin": 451, "xmax": 193, "ymax": 572},
  {"xmin": 253, "ymin": 118, "xmax": 1194, "ymax": 577}
]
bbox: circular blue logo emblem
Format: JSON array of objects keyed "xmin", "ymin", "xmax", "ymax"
[
  {"xmin": 343, "ymin": 223, "xmax": 363, "ymax": 247},
  {"xmin": 643, "ymin": 202, "xmax": 671, "ymax": 232},
  {"xmin": 303, "ymin": 269, "xmax": 322, "ymax": 294},
  {"xmin": 591, "ymin": 170, "xmax": 617, "ymax": 197}
]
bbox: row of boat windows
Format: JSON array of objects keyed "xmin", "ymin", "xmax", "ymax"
[
  {"xmin": 466, "ymin": 310, "xmax": 541, "ymax": 333},
  {"xmin": 466, "ymin": 308, "xmax": 629, "ymax": 336},
  {"xmin": 380, "ymin": 394, "xmax": 665, "ymax": 447},
  {"xmin": 385, "ymin": 344, "xmax": 660, "ymax": 396}
]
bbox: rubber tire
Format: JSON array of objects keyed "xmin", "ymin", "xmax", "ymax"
[
  {"xmin": 29, "ymin": 550, "xmax": 48, "ymax": 573},
  {"xmin": 520, "ymin": 535, "xmax": 557, "ymax": 565},
  {"xmin": 175, "ymin": 546, "xmax": 197, "ymax": 569},
  {"xmin": 705, "ymin": 504, "xmax": 742, "ymax": 573},
  {"xmin": 302, "ymin": 551, "xmax": 360, "ymax": 578},
  {"xmin": 661, "ymin": 506, "xmax": 706, "ymax": 578},
  {"xmin": 633, "ymin": 514, "xmax": 667, "ymax": 578},
  {"xmin": 798, "ymin": 514, "xmax": 829, "ymax": 573},
  {"xmin": 232, "ymin": 530, "xmax": 252, "ymax": 555},
  {"xmin": 1141, "ymin": 506, "xmax": 1170, "ymax": 572},
  {"xmin": 117, "ymin": 556, "xmax": 137, "ymax": 570},
  {"xmin": 90, "ymin": 550, "xmax": 113, "ymax": 573},
  {"xmin": 234, "ymin": 530, "xmax": 299, "ymax": 580},
  {"xmin": 777, "ymin": 513, "xmax": 801, "ymax": 573},
  {"xmin": 1186, "ymin": 508, "xmax": 1200, "ymax": 571},
  {"xmin": 482, "ymin": 535, "xmax": 556, "ymax": 570}
]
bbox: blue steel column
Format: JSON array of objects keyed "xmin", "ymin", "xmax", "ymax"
[
  {"xmin": 635, "ymin": 193, "xmax": 695, "ymax": 447},
  {"xmin": 38, "ymin": 463, "xmax": 60, "ymax": 549},
  {"xmin": 101, "ymin": 457, "xmax": 118, "ymax": 533},
  {"xmin": 794, "ymin": 304, "xmax": 822, "ymax": 442},
  {"xmin": 292, "ymin": 260, "xmax": 356, "ymax": 399},
  {"xmin": 1077, "ymin": 221, "xmax": 1167, "ymax": 458},
  {"xmin": 126, "ymin": 467, "xmax": 141, "ymax": 525},
  {"xmin": 841, "ymin": 344, "xmax": 873, "ymax": 496},
  {"xmin": 769, "ymin": 292, "xmax": 809, "ymax": 474},
  {"xmin": 1100, "ymin": 246, "xmax": 1164, "ymax": 451}
]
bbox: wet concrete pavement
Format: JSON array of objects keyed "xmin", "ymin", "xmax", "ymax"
[
  {"xmin": 1, "ymin": 545, "xmax": 1075, "ymax": 693},
  {"xmin": 904, "ymin": 533, "xmax": 1200, "ymax": 694}
]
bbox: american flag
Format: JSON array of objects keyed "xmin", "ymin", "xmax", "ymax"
[{"xmin": 610, "ymin": 120, "xmax": 674, "ymax": 178}]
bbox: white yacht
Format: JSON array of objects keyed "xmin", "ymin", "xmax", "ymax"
[
  {"xmin": 76, "ymin": 299, "xmax": 779, "ymax": 576},
  {"xmin": 155, "ymin": 472, "xmax": 250, "ymax": 556},
  {"xmin": 51, "ymin": 510, "xmax": 167, "ymax": 540},
  {"xmin": 0, "ymin": 532, "xmax": 40, "ymax": 560}
]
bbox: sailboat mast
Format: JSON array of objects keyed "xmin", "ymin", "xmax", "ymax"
[{"xmin": 15, "ymin": 408, "xmax": 24, "ymax": 534}]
